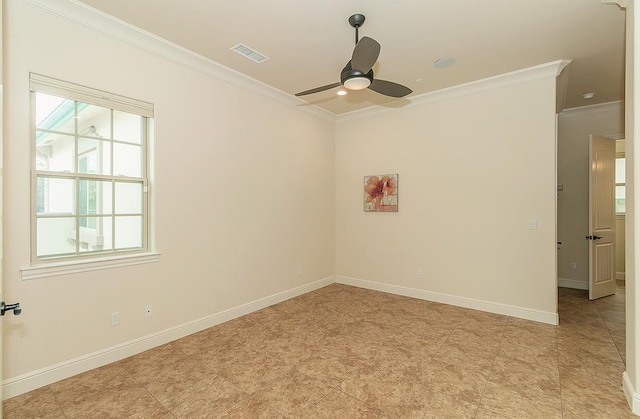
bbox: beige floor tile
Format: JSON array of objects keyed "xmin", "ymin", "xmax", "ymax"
[
  {"xmin": 49, "ymin": 364, "xmax": 139, "ymax": 406},
  {"xmin": 216, "ymin": 351, "xmax": 292, "ymax": 394},
  {"xmin": 219, "ymin": 394, "xmax": 288, "ymax": 418},
  {"xmin": 58, "ymin": 385, "xmax": 171, "ymax": 418},
  {"xmin": 458, "ymin": 311, "xmax": 509, "ymax": 332},
  {"xmin": 558, "ymin": 342, "xmax": 626, "ymax": 376},
  {"xmin": 560, "ymin": 370, "xmax": 635, "ymax": 418},
  {"xmin": 250, "ymin": 369, "xmax": 335, "ymax": 417},
  {"xmin": 295, "ymin": 350, "xmax": 368, "ymax": 387},
  {"xmin": 434, "ymin": 329, "xmax": 502, "ymax": 370},
  {"xmin": 307, "ymin": 389, "xmax": 389, "ymax": 418},
  {"xmin": 132, "ymin": 357, "xmax": 221, "ymax": 406},
  {"xmin": 50, "ymin": 365, "xmax": 171, "ymax": 418},
  {"xmin": 498, "ymin": 332, "xmax": 558, "ymax": 369},
  {"xmin": 2, "ymin": 387, "xmax": 62, "ymax": 419},
  {"xmin": 411, "ymin": 358, "xmax": 489, "ymax": 414},
  {"xmin": 478, "ymin": 356, "xmax": 562, "ymax": 418},
  {"xmin": 162, "ymin": 374, "xmax": 247, "ymax": 418}
]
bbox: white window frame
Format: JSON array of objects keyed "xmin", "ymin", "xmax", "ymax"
[{"xmin": 23, "ymin": 74, "xmax": 159, "ymax": 279}]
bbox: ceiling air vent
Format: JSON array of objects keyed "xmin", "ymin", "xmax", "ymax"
[{"xmin": 230, "ymin": 43, "xmax": 270, "ymax": 63}]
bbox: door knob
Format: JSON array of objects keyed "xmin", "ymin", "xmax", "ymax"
[{"xmin": 0, "ymin": 302, "xmax": 21, "ymax": 316}]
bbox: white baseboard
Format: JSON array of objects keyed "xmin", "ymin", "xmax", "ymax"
[
  {"xmin": 336, "ymin": 276, "xmax": 558, "ymax": 325},
  {"xmin": 617, "ymin": 272, "xmax": 626, "ymax": 281},
  {"xmin": 623, "ymin": 371, "xmax": 640, "ymax": 415},
  {"xmin": 558, "ymin": 278, "xmax": 589, "ymax": 290},
  {"xmin": 2, "ymin": 276, "xmax": 335, "ymax": 400}
]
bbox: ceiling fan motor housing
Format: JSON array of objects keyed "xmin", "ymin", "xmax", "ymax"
[{"xmin": 340, "ymin": 61, "xmax": 373, "ymax": 90}]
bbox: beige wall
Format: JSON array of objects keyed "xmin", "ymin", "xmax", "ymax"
[
  {"xmin": 556, "ymin": 103, "xmax": 624, "ymax": 288},
  {"xmin": 3, "ymin": 0, "xmax": 335, "ymax": 387},
  {"xmin": 335, "ymin": 77, "xmax": 559, "ymax": 317}
]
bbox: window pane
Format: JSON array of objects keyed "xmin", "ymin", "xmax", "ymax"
[
  {"xmin": 616, "ymin": 158, "xmax": 626, "ymax": 184},
  {"xmin": 78, "ymin": 146, "xmax": 97, "ymax": 174},
  {"xmin": 102, "ymin": 216, "xmax": 113, "ymax": 250},
  {"xmin": 36, "ymin": 217, "xmax": 76, "ymax": 258},
  {"xmin": 78, "ymin": 217, "xmax": 107, "ymax": 252},
  {"xmin": 37, "ymin": 177, "xmax": 75, "ymax": 215},
  {"xmin": 36, "ymin": 177, "xmax": 45, "ymax": 213},
  {"xmin": 113, "ymin": 143, "xmax": 141, "ymax": 177},
  {"xmin": 79, "ymin": 179, "xmax": 112, "ymax": 216},
  {"xmin": 78, "ymin": 139, "xmax": 112, "ymax": 176},
  {"xmin": 115, "ymin": 216, "xmax": 142, "ymax": 249},
  {"xmin": 115, "ymin": 182, "xmax": 143, "ymax": 214},
  {"xmin": 37, "ymin": 132, "xmax": 75, "ymax": 172},
  {"xmin": 616, "ymin": 185, "xmax": 626, "ymax": 213},
  {"xmin": 35, "ymin": 93, "xmax": 74, "ymax": 132},
  {"xmin": 114, "ymin": 111, "xmax": 142, "ymax": 144},
  {"xmin": 77, "ymin": 102, "xmax": 111, "ymax": 139}
]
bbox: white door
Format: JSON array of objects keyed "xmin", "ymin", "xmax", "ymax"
[{"xmin": 588, "ymin": 134, "xmax": 617, "ymax": 300}]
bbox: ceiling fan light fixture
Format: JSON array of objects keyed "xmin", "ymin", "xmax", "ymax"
[{"xmin": 344, "ymin": 76, "xmax": 371, "ymax": 90}]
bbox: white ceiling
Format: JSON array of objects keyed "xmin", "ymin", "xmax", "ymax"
[{"xmin": 77, "ymin": 0, "xmax": 625, "ymax": 116}]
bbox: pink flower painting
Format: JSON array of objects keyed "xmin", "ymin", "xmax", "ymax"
[{"xmin": 364, "ymin": 174, "xmax": 398, "ymax": 212}]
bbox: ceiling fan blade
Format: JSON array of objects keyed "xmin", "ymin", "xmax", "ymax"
[
  {"xmin": 295, "ymin": 82, "xmax": 342, "ymax": 96},
  {"xmin": 351, "ymin": 36, "xmax": 380, "ymax": 73},
  {"xmin": 368, "ymin": 79, "xmax": 413, "ymax": 98}
]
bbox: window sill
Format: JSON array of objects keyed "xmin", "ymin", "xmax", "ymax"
[{"xmin": 21, "ymin": 252, "xmax": 161, "ymax": 280}]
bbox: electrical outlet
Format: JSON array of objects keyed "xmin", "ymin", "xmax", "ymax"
[
  {"xmin": 417, "ymin": 269, "xmax": 424, "ymax": 278},
  {"xmin": 144, "ymin": 304, "xmax": 153, "ymax": 318},
  {"xmin": 570, "ymin": 262, "xmax": 577, "ymax": 270},
  {"xmin": 297, "ymin": 267, "xmax": 303, "ymax": 276},
  {"xmin": 111, "ymin": 311, "xmax": 120, "ymax": 326}
]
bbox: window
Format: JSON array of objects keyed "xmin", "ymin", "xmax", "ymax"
[
  {"xmin": 616, "ymin": 155, "xmax": 625, "ymax": 214},
  {"xmin": 30, "ymin": 74, "xmax": 153, "ymax": 261}
]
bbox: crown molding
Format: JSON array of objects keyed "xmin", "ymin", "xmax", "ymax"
[
  {"xmin": 559, "ymin": 100, "xmax": 624, "ymax": 118},
  {"xmin": 336, "ymin": 59, "xmax": 572, "ymax": 124},
  {"xmin": 21, "ymin": 0, "xmax": 336, "ymax": 123}
]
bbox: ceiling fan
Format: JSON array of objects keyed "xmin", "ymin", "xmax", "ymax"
[{"xmin": 295, "ymin": 14, "xmax": 413, "ymax": 98}]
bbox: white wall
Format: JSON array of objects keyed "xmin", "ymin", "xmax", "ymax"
[
  {"xmin": 556, "ymin": 102, "xmax": 624, "ymax": 289},
  {"xmin": 335, "ymin": 73, "xmax": 559, "ymax": 322},
  {"xmin": 3, "ymin": 0, "xmax": 335, "ymax": 395}
]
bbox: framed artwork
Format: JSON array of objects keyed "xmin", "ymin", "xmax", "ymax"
[{"xmin": 364, "ymin": 174, "xmax": 398, "ymax": 212}]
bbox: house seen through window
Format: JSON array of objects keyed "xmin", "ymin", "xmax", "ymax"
[{"xmin": 31, "ymin": 74, "xmax": 153, "ymax": 260}]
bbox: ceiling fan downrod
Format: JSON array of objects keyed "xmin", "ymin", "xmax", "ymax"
[{"xmin": 349, "ymin": 14, "xmax": 366, "ymax": 44}]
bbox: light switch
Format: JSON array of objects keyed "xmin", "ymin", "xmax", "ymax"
[{"xmin": 529, "ymin": 219, "xmax": 538, "ymax": 230}]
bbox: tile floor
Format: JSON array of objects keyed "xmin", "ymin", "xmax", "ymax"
[{"xmin": 3, "ymin": 283, "xmax": 634, "ymax": 418}]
